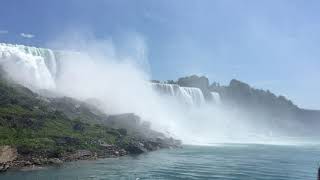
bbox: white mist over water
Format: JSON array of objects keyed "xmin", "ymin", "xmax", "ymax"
[{"xmin": 0, "ymin": 40, "xmax": 302, "ymax": 145}]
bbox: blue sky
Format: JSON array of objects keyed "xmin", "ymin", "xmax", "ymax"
[{"xmin": 0, "ymin": 0, "xmax": 319, "ymax": 109}]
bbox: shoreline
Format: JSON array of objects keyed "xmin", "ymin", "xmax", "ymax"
[{"xmin": 0, "ymin": 138, "xmax": 182, "ymax": 173}]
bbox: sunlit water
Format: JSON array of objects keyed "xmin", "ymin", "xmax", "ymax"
[{"xmin": 1, "ymin": 144, "xmax": 320, "ymax": 180}]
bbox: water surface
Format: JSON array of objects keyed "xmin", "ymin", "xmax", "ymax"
[{"xmin": 1, "ymin": 144, "xmax": 319, "ymax": 180}]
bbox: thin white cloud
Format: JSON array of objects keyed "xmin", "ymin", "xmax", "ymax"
[
  {"xmin": 0, "ymin": 30, "xmax": 8, "ymax": 34},
  {"xmin": 143, "ymin": 11, "xmax": 167, "ymax": 23},
  {"xmin": 20, "ymin": 33, "xmax": 35, "ymax": 38}
]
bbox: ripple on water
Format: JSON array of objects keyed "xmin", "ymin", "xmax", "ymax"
[{"xmin": 0, "ymin": 144, "xmax": 318, "ymax": 180}]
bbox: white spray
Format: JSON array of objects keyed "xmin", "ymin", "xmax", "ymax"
[{"xmin": 0, "ymin": 39, "xmax": 301, "ymax": 145}]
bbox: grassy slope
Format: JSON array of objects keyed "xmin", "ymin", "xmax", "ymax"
[{"xmin": 0, "ymin": 79, "xmax": 130, "ymax": 156}]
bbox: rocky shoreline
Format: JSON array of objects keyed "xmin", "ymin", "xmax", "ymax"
[{"xmin": 0, "ymin": 137, "xmax": 182, "ymax": 172}]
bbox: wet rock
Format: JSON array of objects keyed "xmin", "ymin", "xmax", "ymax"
[
  {"xmin": 125, "ymin": 142, "xmax": 148, "ymax": 154},
  {"xmin": 0, "ymin": 163, "xmax": 10, "ymax": 172}
]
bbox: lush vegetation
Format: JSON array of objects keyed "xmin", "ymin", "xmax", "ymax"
[{"xmin": 0, "ymin": 78, "xmax": 129, "ymax": 156}]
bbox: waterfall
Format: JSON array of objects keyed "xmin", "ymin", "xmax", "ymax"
[
  {"xmin": 151, "ymin": 83, "xmax": 205, "ymax": 106},
  {"xmin": 0, "ymin": 43, "xmax": 58, "ymax": 89},
  {"xmin": 210, "ymin": 91, "xmax": 221, "ymax": 105},
  {"xmin": 0, "ymin": 43, "xmax": 216, "ymax": 108}
]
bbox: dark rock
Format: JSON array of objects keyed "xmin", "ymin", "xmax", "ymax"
[
  {"xmin": 0, "ymin": 163, "xmax": 10, "ymax": 172},
  {"xmin": 0, "ymin": 164, "xmax": 5, "ymax": 172},
  {"xmin": 125, "ymin": 142, "xmax": 148, "ymax": 154}
]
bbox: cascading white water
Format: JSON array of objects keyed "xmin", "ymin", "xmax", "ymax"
[
  {"xmin": 151, "ymin": 83, "xmax": 205, "ymax": 106},
  {"xmin": 0, "ymin": 43, "xmax": 209, "ymax": 108},
  {"xmin": 210, "ymin": 91, "xmax": 221, "ymax": 105},
  {"xmin": 0, "ymin": 43, "xmax": 58, "ymax": 89}
]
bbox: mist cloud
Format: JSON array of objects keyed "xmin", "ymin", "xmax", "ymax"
[{"xmin": 45, "ymin": 32, "xmax": 283, "ymax": 145}]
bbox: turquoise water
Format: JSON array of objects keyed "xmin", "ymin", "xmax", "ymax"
[{"xmin": 1, "ymin": 144, "xmax": 320, "ymax": 180}]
